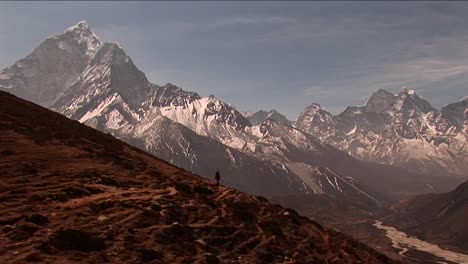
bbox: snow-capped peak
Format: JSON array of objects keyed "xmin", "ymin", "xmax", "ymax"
[
  {"xmin": 58, "ymin": 21, "xmax": 102, "ymax": 56},
  {"xmin": 297, "ymin": 86, "xmax": 467, "ymax": 176},
  {"xmin": 65, "ymin": 20, "xmax": 91, "ymax": 33},
  {"xmin": 400, "ymin": 86, "xmax": 418, "ymax": 96}
]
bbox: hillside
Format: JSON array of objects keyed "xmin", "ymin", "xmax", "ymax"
[
  {"xmin": 384, "ymin": 179, "xmax": 468, "ymax": 253},
  {"xmin": 0, "ymin": 91, "xmax": 398, "ymax": 263}
]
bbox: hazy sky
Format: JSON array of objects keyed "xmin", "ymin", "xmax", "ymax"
[{"xmin": 1, "ymin": 2, "xmax": 467, "ymax": 119}]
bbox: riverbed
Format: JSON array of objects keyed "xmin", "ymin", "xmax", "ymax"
[{"xmin": 373, "ymin": 221, "xmax": 468, "ymax": 264}]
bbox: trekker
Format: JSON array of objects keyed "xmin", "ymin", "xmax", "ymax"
[{"xmin": 215, "ymin": 171, "xmax": 221, "ymax": 186}]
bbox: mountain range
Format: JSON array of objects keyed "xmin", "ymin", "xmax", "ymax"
[
  {"xmin": 296, "ymin": 88, "xmax": 467, "ymax": 177},
  {"xmin": 1, "ymin": 21, "xmax": 466, "ymax": 219}
]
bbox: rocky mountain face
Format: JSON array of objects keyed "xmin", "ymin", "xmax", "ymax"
[
  {"xmin": 0, "ymin": 91, "xmax": 399, "ymax": 264},
  {"xmin": 46, "ymin": 33, "xmax": 305, "ymax": 198},
  {"xmin": 157, "ymin": 93, "xmax": 254, "ymax": 150},
  {"xmin": 245, "ymin": 110, "xmax": 292, "ymax": 125},
  {"xmin": 296, "ymin": 88, "xmax": 468, "ymax": 177},
  {"xmin": 441, "ymin": 97, "xmax": 468, "ymax": 133},
  {"xmin": 384, "ymin": 179, "xmax": 468, "ymax": 253},
  {"xmin": 0, "ymin": 21, "xmax": 101, "ymax": 106}
]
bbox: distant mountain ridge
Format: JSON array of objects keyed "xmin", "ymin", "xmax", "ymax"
[
  {"xmin": 295, "ymin": 88, "xmax": 468, "ymax": 177},
  {"xmin": 244, "ymin": 110, "xmax": 292, "ymax": 125}
]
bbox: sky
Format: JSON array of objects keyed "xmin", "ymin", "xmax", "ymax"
[{"xmin": 1, "ymin": 1, "xmax": 467, "ymax": 119}]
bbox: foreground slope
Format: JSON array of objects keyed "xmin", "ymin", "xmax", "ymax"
[{"xmin": 0, "ymin": 91, "xmax": 397, "ymax": 263}]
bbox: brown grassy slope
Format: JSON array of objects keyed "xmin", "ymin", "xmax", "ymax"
[{"xmin": 0, "ymin": 91, "xmax": 398, "ymax": 263}]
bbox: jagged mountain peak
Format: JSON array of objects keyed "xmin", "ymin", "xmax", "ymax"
[
  {"xmin": 441, "ymin": 96, "xmax": 468, "ymax": 131},
  {"xmin": 246, "ymin": 109, "xmax": 291, "ymax": 125},
  {"xmin": 258, "ymin": 109, "xmax": 281, "ymax": 115},
  {"xmin": 399, "ymin": 87, "xmax": 418, "ymax": 98},
  {"xmin": 365, "ymin": 89, "xmax": 397, "ymax": 113},
  {"xmin": 395, "ymin": 88, "xmax": 435, "ymax": 114},
  {"xmin": 90, "ymin": 42, "xmax": 130, "ymax": 66},
  {"xmin": 162, "ymin": 82, "xmax": 178, "ymax": 89},
  {"xmin": 297, "ymin": 103, "xmax": 333, "ymax": 119},
  {"xmin": 198, "ymin": 96, "xmax": 252, "ymax": 127},
  {"xmin": 150, "ymin": 83, "xmax": 201, "ymax": 108},
  {"xmin": 0, "ymin": 21, "xmax": 103, "ymax": 106},
  {"xmin": 295, "ymin": 103, "xmax": 335, "ymax": 138},
  {"xmin": 51, "ymin": 40, "xmax": 152, "ymax": 119},
  {"xmin": 307, "ymin": 103, "xmax": 324, "ymax": 110},
  {"xmin": 54, "ymin": 20, "xmax": 102, "ymax": 57},
  {"xmin": 65, "ymin": 20, "xmax": 90, "ymax": 31},
  {"xmin": 86, "ymin": 42, "xmax": 152, "ymax": 106},
  {"xmin": 397, "ymin": 87, "xmax": 428, "ymax": 102},
  {"xmin": 340, "ymin": 105, "xmax": 365, "ymax": 116},
  {"xmin": 374, "ymin": 88, "xmax": 393, "ymax": 94}
]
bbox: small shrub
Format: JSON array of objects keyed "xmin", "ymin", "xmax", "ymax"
[
  {"xmin": 174, "ymin": 182, "xmax": 193, "ymax": 194},
  {"xmin": 259, "ymin": 220, "xmax": 284, "ymax": 238},
  {"xmin": 8, "ymin": 223, "xmax": 39, "ymax": 241},
  {"xmin": 22, "ymin": 163, "xmax": 38, "ymax": 174},
  {"xmin": 0, "ymin": 149, "xmax": 14, "ymax": 156},
  {"xmin": 9, "ymin": 188, "xmax": 27, "ymax": 195},
  {"xmin": 150, "ymin": 203, "xmax": 162, "ymax": 211},
  {"xmin": 53, "ymin": 192, "xmax": 69, "ymax": 202},
  {"xmin": 98, "ymin": 176, "xmax": 120, "ymax": 187},
  {"xmin": 45, "ymin": 229, "xmax": 106, "ymax": 252},
  {"xmin": 24, "ymin": 252, "xmax": 42, "ymax": 262},
  {"xmin": 27, "ymin": 214, "xmax": 49, "ymax": 226},
  {"xmin": 237, "ymin": 238, "xmax": 261, "ymax": 254},
  {"xmin": 28, "ymin": 194, "xmax": 44, "ymax": 203},
  {"xmin": 229, "ymin": 201, "xmax": 257, "ymax": 222},
  {"xmin": 62, "ymin": 186, "xmax": 91, "ymax": 199},
  {"xmin": 89, "ymin": 200, "xmax": 115, "ymax": 212},
  {"xmin": 193, "ymin": 186, "xmax": 214, "ymax": 195},
  {"xmin": 139, "ymin": 248, "xmax": 162, "ymax": 262}
]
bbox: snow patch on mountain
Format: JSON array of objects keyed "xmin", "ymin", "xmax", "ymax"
[{"xmin": 79, "ymin": 93, "xmax": 120, "ymax": 123}]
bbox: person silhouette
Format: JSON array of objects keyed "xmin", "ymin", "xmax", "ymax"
[{"xmin": 215, "ymin": 171, "xmax": 221, "ymax": 186}]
